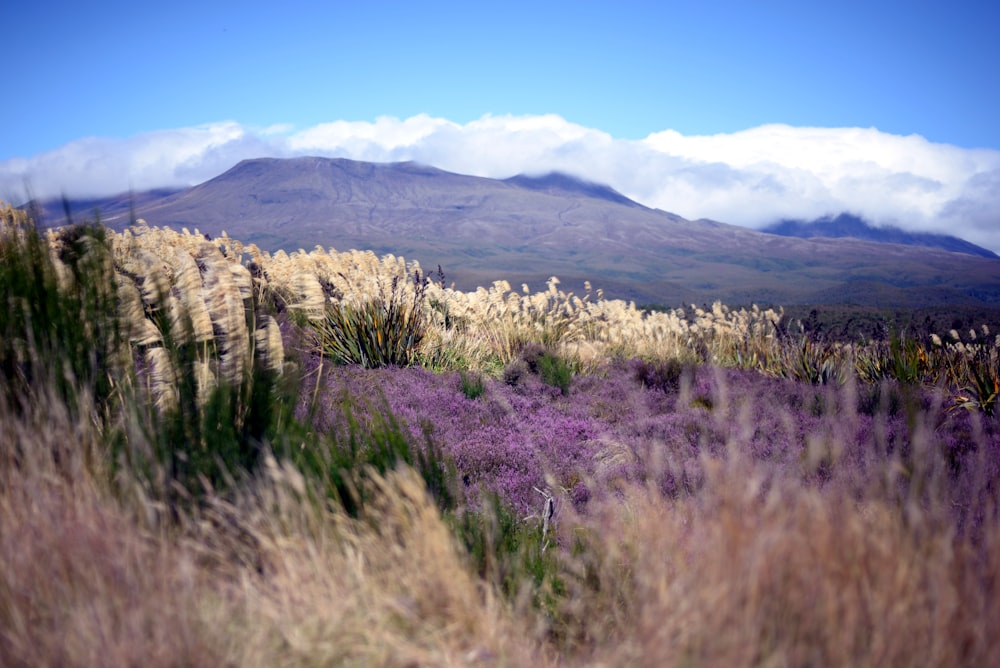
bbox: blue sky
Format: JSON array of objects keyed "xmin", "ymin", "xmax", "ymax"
[{"xmin": 3, "ymin": 1, "xmax": 1000, "ymax": 249}]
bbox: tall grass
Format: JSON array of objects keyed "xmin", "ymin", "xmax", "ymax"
[
  {"xmin": 573, "ymin": 459, "xmax": 1000, "ymax": 666},
  {"xmin": 314, "ymin": 271, "xmax": 429, "ymax": 367},
  {"xmin": 4, "ymin": 207, "xmax": 1000, "ymax": 665},
  {"xmin": 0, "ymin": 208, "xmax": 126, "ymax": 420}
]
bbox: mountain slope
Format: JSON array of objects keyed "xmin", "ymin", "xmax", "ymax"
[
  {"xmin": 33, "ymin": 157, "xmax": 1000, "ymax": 308},
  {"xmin": 762, "ymin": 213, "xmax": 999, "ymax": 259}
]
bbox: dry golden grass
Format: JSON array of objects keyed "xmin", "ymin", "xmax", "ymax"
[
  {"xmin": 0, "ymin": 392, "xmax": 550, "ymax": 668},
  {"xmin": 549, "ymin": 456, "xmax": 1000, "ymax": 667},
  {"xmin": 222, "ymin": 465, "xmax": 552, "ymax": 667},
  {"xmin": 6, "ymin": 210, "xmax": 1000, "ymax": 666},
  {"xmin": 0, "ymin": 394, "xmax": 229, "ymax": 668},
  {"xmin": 100, "ymin": 220, "xmax": 788, "ymax": 373},
  {"xmin": 5, "ymin": 212, "xmax": 799, "ymax": 378},
  {"xmin": 5, "ymin": 387, "xmax": 999, "ymax": 666}
]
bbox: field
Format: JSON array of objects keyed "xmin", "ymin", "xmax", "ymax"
[{"xmin": 3, "ymin": 201, "xmax": 1000, "ymax": 666}]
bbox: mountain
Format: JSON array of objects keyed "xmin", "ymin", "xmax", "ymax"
[
  {"xmin": 25, "ymin": 188, "xmax": 185, "ymax": 224},
  {"xmin": 761, "ymin": 213, "xmax": 999, "ymax": 259},
  {"xmin": 27, "ymin": 157, "xmax": 1000, "ymax": 309},
  {"xmin": 502, "ymin": 172, "xmax": 643, "ymax": 208}
]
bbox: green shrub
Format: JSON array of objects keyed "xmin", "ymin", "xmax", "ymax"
[
  {"xmin": 290, "ymin": 395, "xmax": 457, "ymax": 517},
  {"xmin": 520, "ymin": 343, "xmax": 548, "ymax": 374},
  {"xmin": 119, "ymin": 357, "xmax": 295, "ymax": 510},
  {"xmin": 450, "ymin": 494, "xmax": 563, "ymax": 612},
  {"xmin": 632, "ymin": 358, "xmax": 686, "ymax": 393},
  {"xmin": 516, "ymin": 343, "xmax": 572, "ymax": 394},
  {"xmin": 116, "ymin": 301, "xmax": 295, "ymax": 512},
  {"xmin": 856, "ymin": 331, "xmax": 932, "ymax": 386},
  {"xmin": 459, "ymin": 371, "xmax": 486, "ymax": 400},
  {"xmin": 539, "ymin": 352, "xmax": 573, "ymax": 395},
  {"xmin": 502, "ymin": 358, "xmax": 530, "ymax": 386},
  {"xmin": 315, "ymin": 273, "xmax": 428, "ymax": 368},
  {"xmin": 954, "ymin": 343, "xmax": 1000, "ymax": 416},
  {"xmin": 778, "ymin": 336, "xmax": 847, "ymax": 386},
  {"xmin": 0, "ymin": 218, "xmax": 125, "ymax": 419}
]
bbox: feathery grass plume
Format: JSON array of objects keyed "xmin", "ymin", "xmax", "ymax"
[
  {"xmin": 288, "ymin": 268, "xmax": 327, "ymax": 321},
  {"xmin": 5, "ymin": 215, "xmax": 1000, "ymax": 665},
  {"xmin": 102, "ymin": 222, "xmax": 299, "ymax": 511},
  {"xmin": 145, "ymin": 345, "xmax": 179, "ymax": 413},
  {"xmin": 228, "ymin": 260, "xmax": 253, "ymax": 300},
  {"xmin": 199, "ymin": 244, "xmax": 250, "ymax": 384},
  {"xmin": 193, "ymin": 357, "xmax": 218, "ymax": 409},
  {"xmin": 170, "ymin": 248, "xmax": 214, "ymax": 343},
  {"xmin": 254, "ymin": 315, "xmax": 285, "ymax": 375},
  {"xmin": 130, "ymin": 248, "xmax": 173, "ymax": 312},
  {"xmin": 125, "ymin": 332, "xmax": 290, "ymax": 512},
  {"xmin": 216, "ymin": 229, "xmax": 245, "ymax": 260},
  {"xmin": 116, "ymin": 276, "xmax": 162, "ymax": 346}
]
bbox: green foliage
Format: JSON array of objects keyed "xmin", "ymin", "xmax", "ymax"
[
  {"xmin": 117, "ymin": 300, "xmax": 296, "ymax": 511},
  {"xmin": 450, "ymin": 494, "xmax": 563, "ymax": 610},
  {"xmin": 855, "ymin": 331, "xmax": 932, "ymax": 385},
  {"xmin": 889, "ymin": 332, "xmax": 932, "ymax": 385},
  {"xmin": 0, "ymin": 219, "xmax": 125, "ymax": 418},
  {"xmin": 514, "ymin": 343, "xmax": 573, "ymax": 394},
  {"xmin": 120, "ymin": 355, "xmax": 295, "ymax": 509},
  {"xmin": 538, "ymin": 351, "xmax": 573, "ymax": 395},
  {"xmin": 291, "ymin": 396, "xmax": 457, "ymax": 517},
  {"xmin": 0, "ymin": 212, "xmax": 303, "ymax": 513},
  {"xmin": 315, "ymin": 273, "xmax": 428, "ymax": 368},
  {"xmin": 953, "ymin": 343, "xmax": 1000, "ymax": 416},
  {"xmin": 459, "ymin": 370, "xmax": 486, "ymax": 400},
  {"xmin": 449, "ymin": 493, "xmax": 630, "ymax": 650},
  {"xmin": 778, "ymin": 336, "xmax": 847, "ymax": 386}
]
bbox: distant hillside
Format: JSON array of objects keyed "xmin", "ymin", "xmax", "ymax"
[
  {"xmin": 24, "ymin": 188, "xmax": 184, "ymax": 225},
  {"xmin": 25, "ymin": 157, "xmax": 1000, "ymax": 309},
  {"xmin": 761, "ymin": 213, "xmax": 999, "ymax": 259},
  {"xmin": 502, "ymin": 172, "xmax": 642, "ymax": 208}
]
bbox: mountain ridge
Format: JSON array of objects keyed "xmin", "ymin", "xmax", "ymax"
[
  {"xmin": 761, "ymin": 213, "xmax": 998, "ymax": 259},
  {"xmin": 24, "ymin": 156, "xmax": 1000, "ymax": 309}
]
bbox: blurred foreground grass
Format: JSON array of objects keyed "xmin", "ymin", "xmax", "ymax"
[{"xmin": 3, "ymin": 204, "xmax": 1000, "ymax": 666}]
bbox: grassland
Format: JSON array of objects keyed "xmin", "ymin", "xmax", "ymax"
[{"xmin": 3, "ymin": 201, "xmax": 1000, "ymax": 666}]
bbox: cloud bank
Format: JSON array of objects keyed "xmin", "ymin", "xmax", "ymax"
[{"xmin": 3, "ymin": 114, "xmax": 1000, "ymax": 252}]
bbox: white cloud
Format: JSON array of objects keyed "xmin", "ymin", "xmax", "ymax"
[
  {"xmin": 1, "ymin": 121, "xmax": 259, "ymax": 201},
  {"xmin": 3, "ymin": 114, "xmax": 1000, "ymax": 252}
]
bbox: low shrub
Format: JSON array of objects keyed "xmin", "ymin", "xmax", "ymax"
[
  {"xmin": 459, "ymin": 370, "xmax": 486, "ymax": 400},
  {"xmin": 538, "ymin": 352, "xmax": 573, "ymax": 396},
  {"xmin": 291, "ymin": 393, "xmax": 458, "ymax": 517},
  {"xmin": 315, "ymin": 272, "xmax": 428, "ymax": 368},
  {"xmin": 631, "ymin": 357, "xmax": 686, "ymax": 393},
  {"xmin": 521, "ymin": 342, "xmax": 548, "ymax": 374},
  {"xmin": 503, "ymin": 358, "xmax": 530, "ymax": 386}
]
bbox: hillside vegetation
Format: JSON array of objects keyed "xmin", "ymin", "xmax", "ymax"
[
  {"xmin": 43, "ymin": 156, "xmax": 1000, "ymax": 309},
  {"xmin": 3, "ymin": 201, "xmax": 1000, "ymax": 666}
]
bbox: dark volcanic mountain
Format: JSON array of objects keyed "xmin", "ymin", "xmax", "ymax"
[
  {"xmin": 33, "ymin": 157, "xmax": 1000, "ymax": 308},
  {"xmin": 762, "ymin": 213, "xmax": 999, "ymax": 259}
]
